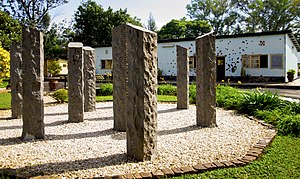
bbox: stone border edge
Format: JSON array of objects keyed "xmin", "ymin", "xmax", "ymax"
[{"xmin": 103, "ymin": 129, "xmax": 277, "ymax": 179}]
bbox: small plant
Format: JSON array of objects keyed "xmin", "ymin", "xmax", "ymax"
[
  {"xmin": 277, "ymin": 115, "xmax": 300, "ymax": 136},
  {"xmin": 99, "ymin": 83, "xmax": 113, "ymax": 96},
  {"xmin": 287, "ymin": 69, "xmax": 296, "ymax": 75},
  {"xmin": 158, "ymin": 84, "xmax": 177, "ymax": 96},
  {"xmin": 189, "ymin": 84, "xmax": 196, "ymax": 104},
  {"xmin": 47, "ymin": 60, "xmax": 62, "ymax": 77},
  {"xmin": 0, "ymin": 46, "xmax": 10, "ymax": 83},
  {"xmin": 51, "ymin": 89, "xmax": 68, "ymax": 103}
]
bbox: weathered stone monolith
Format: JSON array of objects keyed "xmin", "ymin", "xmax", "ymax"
[
  {"xmin": 112, "ymin": 24, "xmax": 127, "ymax": 132},
  {"xmin": 176, "ymin": 45, "xmax": 189, "ymax": 109},
  {"xmin": 125, "ymin": 24, "xmax": 158, "ymax": 161},
  {"xmin": 10, "ymin": 42, "xmax": 22, "ymax": 119},
  {"xmin": 83, "ymin": 46, "xmax": 96, "ymax": 112},
  {"xmin": 68, "ymin": 42, "xmax": 84, "ymax": 122},
  {"xmin": 195, "ymin": 32, "xmax": 217, "ymax": 127},
  {"xmin": 21, "ymin": 26, "xmax": 45, "ymax": 140}
]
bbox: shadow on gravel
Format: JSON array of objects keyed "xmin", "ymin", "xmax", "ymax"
[
  {"xmin": 0, "ymin": 153, "xmax": 135, "ymax": 178},
  {"xmin": 158, "ymin": 125, "xmax": 201, "ymax": 136},
  {"xmin": 158, "ymin": 108, "xmax": 184, "ymax": 114}
]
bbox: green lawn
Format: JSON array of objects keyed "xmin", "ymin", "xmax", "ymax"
[
  {"xmin": 0, "ymin": 91, "xmax": 11, "ymax": 109},
  {"xmin": 172, "ymin": 136, "xmax": 300, "ymax": 179}
]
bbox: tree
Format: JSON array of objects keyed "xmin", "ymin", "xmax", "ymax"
[
  {"xmin": 44, "ymin": 21, "xmax": 74, "ymax": 60},
  {"xmin": 73, "ymin": 0, "xmax": 142, "ymax": 46},
  {"xmin": 158, "ymin": 18, "xmax": 211, "ymax": 40},
  {"xmin": 0, "ymin": 45, "xmax": 10, "ymax": 83},
  {"xmin": 236, "ymin": 0, "xmax": 300, "ymax": 33},
  {"xmin": 0, "ymin": 0, "xmax": 68, "ymax": 30},
  {"xmin": 0, "ymin": 10, "xmax": 21, "ymax": 50},
  {"xmin": 186, "ymin": 0, "xmax": 240, "ymax": 35},
  {"xmin": 147, "ymin": 13, "xmax": 157, "ymax": 31}
]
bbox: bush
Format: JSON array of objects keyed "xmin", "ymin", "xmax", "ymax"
[
  {"xmin": 51, "ymin": 89, "xmax": 68, "ymax": 103},
  {"xmin": 47, "ymin": 60, "xmax": 62, "ymax": 76},
  {"xmin": 99, "ymin": 83, "xmax": 113, "ymax": 96},
  {"xmin": 0, "ymin": 46, "xmax": 10, "ymax": 83},
  {"xmin": 237, "ymin": 89, "xmax": 282, "ymax": 115},
  {"xmin": 158, "ymin": 84, "xmax": 177, "ymax": 96},
  {"xmin": 216, "ymin": 85, "xmax": 242, "ymax": 110},
  {"xmin": 277, "ymin": 115, "xmax": 300, "ymax": 137},
  {"xmin": 189, "ymin": 84, "xmax": 196, "ymax": 104}
]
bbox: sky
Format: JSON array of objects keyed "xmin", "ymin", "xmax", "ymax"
[{"xmin": 49, "ymin": 0, "xmax": 191, "ymax": 29}]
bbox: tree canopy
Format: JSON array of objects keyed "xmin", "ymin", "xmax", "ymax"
[
  {"xmin": 0, "ymin": 10, "xmax": 21, "ymax": 50},
  {"xmin": 158, "ymin": 18, "xmax": 211, "ymax": 39},
  {"xmin": 73, "ymin": 0, "xmax": 142, "ymax": 46},
  {"xmin": 187, "ymin": 0, "xmax": 300, "ymax": 37},
  {"xmin": 147, "ymin": 13, "xmax": 157, "ymax": 31},
  {"xmin": 0, "ymin": 0, "xmax": 68, "ymax": 30}
]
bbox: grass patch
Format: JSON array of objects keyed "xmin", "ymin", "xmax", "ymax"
[
  {"xmin": 96, "ymin": 95, "xmax": 113, "ymax": 102},
  {"xmin": 157, "ymin": 95, "xmax": 177, "ymax": 102},
  {"xmin": 0, "ymin": 92, "xmax": 11, "ymax": 109},
  {"xmin": 171, "ymin": 136, "xmax": 300, "ymax": 179}
]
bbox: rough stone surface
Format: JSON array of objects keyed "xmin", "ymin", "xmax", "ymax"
[
  {"xmin": 68, "ymin": 42, "xmax": 84, "ymax": 122},
  {"xmin": 21, "ymin": 26, "xmax": 45, "ymax": 140},
  {"xmin": 125, "ymin": 24, "xmax": 158, "ymax": 161},
  {"xmin": 112, "ymin": 24, "xmax": 127, "ymax": 132},
  {"xmin": 83, "ymin": 47, "xmax": 96, "ymax": 112},
  {"xmin": 176, "ymin": 45, "xmax": 189, "ymax": 109},
  {"xmin": 195, "ymin": 32, "xmax": 217, "ymax": 127},
  {"xmin": 10, "ymin": 42, "xmax": 22, "ymax": 119}
]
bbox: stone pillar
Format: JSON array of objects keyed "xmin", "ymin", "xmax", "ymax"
[
  {"xmin": 112, "ymin": 24, "xmax": 127, "ymax": 132},
  {"xmin": 195, "ymin": 32, "xmax": 217, "ymax": 127},
  {"xmin": 10, "ymin": 42, "xmax": 22, "ymax": 119},
  {"xmin": 68, "ymin": 42, "xmax": 84, "ymax": 123},
  {"xmin": 176, "ymin": 45, "xmax": 189, "ymax": 109},
  {"xmin": 125, "ymin": 24, "xmax": 158, "ymax": 161},
  {"xmin": 21, "ymin": 26, "xmax": 45, "ymax": 140},
  {"xmin": 83, "ymin": 46, "xmax": 96, "ymax": 112}
]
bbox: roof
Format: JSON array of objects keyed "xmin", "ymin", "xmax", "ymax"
[{"xmin": 158, "ymin": 30, "xmax": 300, "ymax": 52}]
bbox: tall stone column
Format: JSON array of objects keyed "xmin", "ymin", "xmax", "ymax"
[
  {"xmin": 112, "ymin": 24, "xmax": 127, "ymax": 132},
  {"xmin": 68, "ymin": 42, "xmax": 84, "ymax": 123},
  {"xmin": 10, "ymin": 42, "xmax": 22, "ymax": 119},
  {"xmin": 195, "ymin": 32, "xmax": 217, "ymax": 127},
  {"xmin": 176, "ymin": 45, "xmax": 189, "ymax": 109},
  {"xmin": 83, "ymin": 46, "xmax": 96, "ymax": 112},
  {"xmin": 21, "ymin": 26, "xmax": 45, "ymax": 140},
  {"xmin": 125, "ymin": 24, "xmax": 158, "ymax": 161}
]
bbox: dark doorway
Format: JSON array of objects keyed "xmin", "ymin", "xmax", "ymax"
[{"xmin": 216, "ymin": 56, "xmax": 225, "ymax": 81}]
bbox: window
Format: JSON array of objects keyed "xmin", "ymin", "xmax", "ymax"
[
  {"xmin": 189, "ymin": 56, "xmax": 196, "ymax": 69},
  {"xmin": 101, "ymin": 59, "xmax": 113, "ymax": 69},
  {"xmin": 63, "ymin": 64, "xmax": 67, "ymax": 67},
  {"xmin": 105, "ymin": 50, "xmax": 109, "ymax": 54},
  {"xmin": 270, "ymin": 54, "xmax": 283, "ymax": 69},
  {"xmin": 242, "ymin": 54, "xmax": 268, "ymax": 68}
]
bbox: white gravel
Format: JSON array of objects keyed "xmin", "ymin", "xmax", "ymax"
[{"xmin": 0, "ymin": 102, "xmax": 272, "ymax": 178}]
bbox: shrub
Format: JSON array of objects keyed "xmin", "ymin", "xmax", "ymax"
[
  {"xmin": 254, "ymin": 109, "xmax": 283, "ymax": 126},
  {"xmin": 99, "ymin": 83, "xmax": 113, "ymax": 96},
  {"xmin": 0, "ymin": 46, "xmax": 10, "ymax": 83},
  {"xmin": 47, "ymin": 60, "xmax": 62, "ymax": 76},
  {"xmin": 277, "ymin": 115, "xmax": 300, "ymax": 137},
  {"xmin": 189, "ymin": 84, "xmax": 196, "ymax": 104},
  {"xmin": 216, "ymin": 85, "xmax": 242, "ymax": 110},
  {"xmin": 51, "ymin": 89, "xmax": 68, "ymax": 103},
  {"xmin": 237, "ymin": 89, "xmax": 282, "ymax": 115},
  {"xmin": 158, "ymin": 84, "xmax": 177, "ymax": 96}
]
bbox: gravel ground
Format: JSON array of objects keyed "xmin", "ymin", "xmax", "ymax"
[{"xmin": 0, "ymin": 102, "xmax": 272, "ymax": 178}]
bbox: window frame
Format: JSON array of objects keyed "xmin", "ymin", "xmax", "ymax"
[
  {"xmin": 101, "ymin": 59, "xmax": 113, "ymax": 69},
  {"xmin": 242, "ymin": 54, "xmax": 269, "ymax": 69},
  {"xmin": 270, "ymin": 54, "xmax": 283, "ymax": 69}
]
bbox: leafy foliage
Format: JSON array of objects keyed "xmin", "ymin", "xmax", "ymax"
[
  {"xmin": 158, "ymin": 18, "xmax": 211, "ymax": 39},
  {"xmin": 73, "ymin": 0, "xmax": 142, "ymax": 46},
  {"xmin": 47, "ymin": 60, "xmax": 62, "ymax": 76},
  {"xmin": 0, "ymin": 45, "xmax": 10, "ymax": 83},
  {"xmin": 216, "ymin": 85, "xmax": 242, "ymax": 109},
  {"xmin": 51, "ymin": 89, "xmax": 68, "ymax": 103},
  {"xmin": 0, "ymin": 10, "xmax": 21, "ymax": 51},
  {"xmin": 186, "ymin": 0, "xmax": 240, "ymax": 35},
  {"xmin": 99, "ymin": 83, "xmax": 113, "ymax": 96},
  {"xmin": 1, "ymin": 0, "xmax": 68, "ymax": 30},
  {"xmin": 158, "ymin": 84, "xmax": 177, "ymax": 96},
  {"xmin": 147, "ymin": 13, "xmax": 157, "ymax": 31}
]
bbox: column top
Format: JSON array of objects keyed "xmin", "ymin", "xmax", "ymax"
[
  {"xmin": 68, "ymin": 42, "xmax": 83, "ymax": 48},
  {"xmin": 83, "ymin": 46, "xmax": 95, "ymax": 51},
  {"xmin": 196, "ymin": 31, "xmax": 215, "ymax": 40}
]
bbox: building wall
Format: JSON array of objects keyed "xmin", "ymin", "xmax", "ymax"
[
  {"xmin": 58, "ymin": 59, "xmax": 68, "ymax": 75},
  {"xmin": 95, "ymin": 47, "xmax": 113, "ymax": 75},
  {"xmin": 285, "ymin": 34, "xmax": 299, "ymax": 81}
]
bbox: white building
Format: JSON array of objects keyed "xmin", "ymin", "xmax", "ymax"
[{"xmin": 94, "ymin": 30, "xmax": 300, "ymax": 82}]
